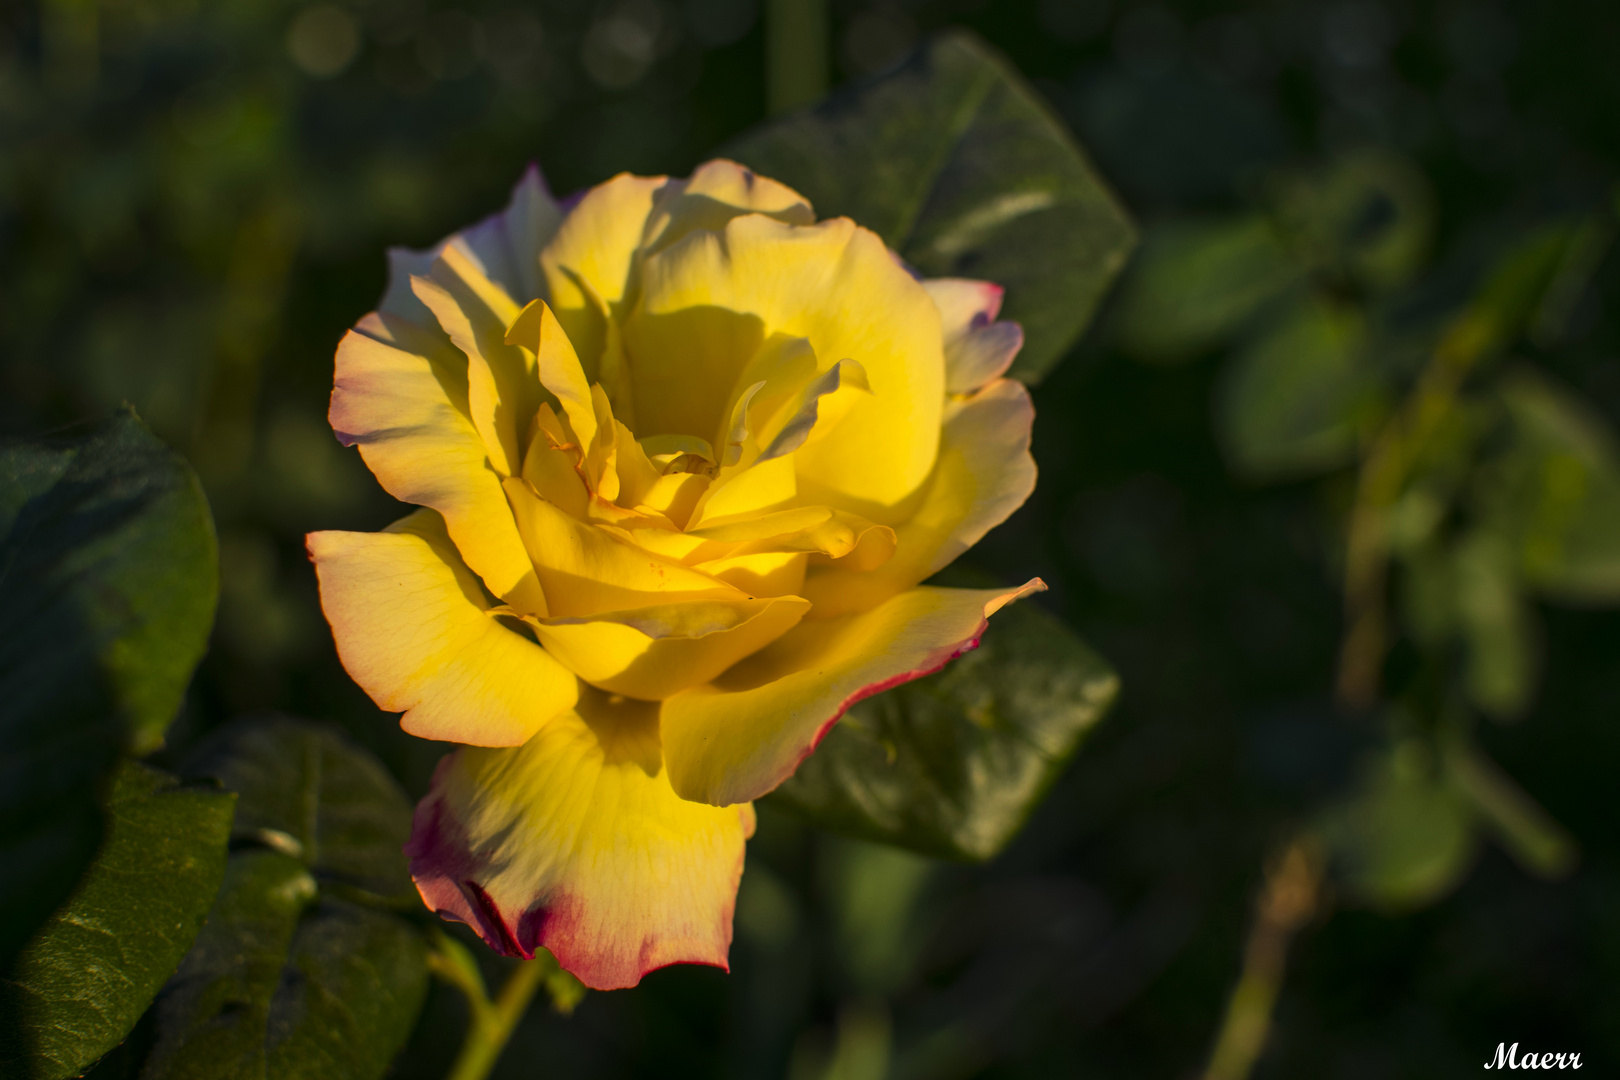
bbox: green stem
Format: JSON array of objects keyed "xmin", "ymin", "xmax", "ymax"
[
  {"xmin": 1202, "ymin": 839, "xmax": 1322, "ymax": 1080},
  {"xmin": 430, "ymin": 931, "xmax": 551, "ymax": 1080}
]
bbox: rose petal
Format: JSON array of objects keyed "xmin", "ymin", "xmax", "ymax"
[
  {"xmin": 331, "ymin": 314, "xmax": 545, "ymax": 613},
  {"xmin": 661, "ymin": 580, "xmax": 1045, "ymax": 806},
  {"xmin": 631, "ymin": 214, "xmax": 944, "ymax": 515},
  {"xmin": 308, "ymin": 510, "xmax": 576, "ymax": 746},
  {"xmin": 802, "ymin": 378, "xmax": 1036, "ymax": 617},
  {"xmin": 407, "ymin": 689, "xmax": 755, "ymax": 990},
  {"xmin": 528, "ymin": 596, "xmax": 810, "ymax": 700}
]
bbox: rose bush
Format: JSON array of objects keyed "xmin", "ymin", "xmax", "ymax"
[{"xmin": 307, "ymin": 159, "xmax": 1040, "ymax": 990}]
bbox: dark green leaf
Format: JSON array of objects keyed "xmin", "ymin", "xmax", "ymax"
[
  {"xmin": 0, "ymin": 408, "xmax": 218, "ymax": 970},
  {"xmin": 1113, "ymin": 216, "xmax": 1301, "ymax": 362},
  {"xmin": 0, "ymin": 763, "xmax": 234, "ymax": 1080},
  {"xmin": 724, "ymin": 31, "xmax": 1136, "ymax": 384},
  {"xmin": 1215, "ymin": 296, "xmax": 1381, "ymax": 480},
  {"xmin": 142, "ymin": 718, "xmax": 428, "ymax": 1080},
  {"xmin": 772, "ymin": 595, "xmax": 1118, "ymax": 861},
  {"xmin": 1482, "ymin": 369, "xmax": 1620, "ymax": 603},
  {"xmin": 186, "ymin": 716, "xmax": 418, "ymax": 901},
  {"xmin": 1317, "ymin": 738, "xmax": 1478, "ymax": 911},
  {"xmin": 142, "ymin": 853, "xmax": 427, "ymax": 1080}
]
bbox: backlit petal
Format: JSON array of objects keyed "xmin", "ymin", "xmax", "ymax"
[
  {"xmin": 661, "ymin": 580, "xmax": 1045, "ymax": 806},
  {"xmin": 308, "ymin": 510, "xmax": 576, "ymax": 746},
  {"xmin": 406, "ymin": 688, "xmax": 755, "ymax": 990},
  {"xmin": 923, "ymin": 278, "xmax": 1024, "ymax": 393}
]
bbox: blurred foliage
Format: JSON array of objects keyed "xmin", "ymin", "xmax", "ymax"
[{"xmin": 4, "ymin": 0, "xmax": 1620, "ymax": 1077}]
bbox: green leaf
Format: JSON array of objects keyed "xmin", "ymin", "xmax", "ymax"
[
  {"xmin": 1269, "ymin": 149, "xmax": 1434, "ymax": 293},
  {"xmin": 1482, "ymin": 369, "xmax": 1620, "ymax": 603},
  {"xmin": 1215, "ymin": 296, "xmax": 1380, "ymax": 481},
  {"xmin": 1318, "ymin": 738, "xmax": 1479, "ymax": 911},
  {"xmin": 0, "ymin": 407, "xmax": 218, "ymax": 970},
  {"xmin": 185, "ymin": 717, "xmax": 419, "ymax": 902},
  {"xmin": 0, "ymin": 762, "xmax": 234, "ymax": 1080},
  {"xmin": 1113, "ymin": 216, "xmax": 1301, "ymax": 363},
  {"xmin": 1451, "ymin": 531, "xmax": 1540, "ymax": 721},
  {"xmin": 771, "ymin": 595, "xmax": 1118, "ymax": 861},
  {"xmin": 141, "ymin": 719, "xmax": 428, "ymax": 1080},
  {"xmin": 724, "ymin": 30, "xmax": 1136, "ymax": 384}
]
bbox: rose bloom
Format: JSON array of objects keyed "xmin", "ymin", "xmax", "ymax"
[{"xmin": 308, "ymin": 160, "xmax": 1039, "ymax": 990}]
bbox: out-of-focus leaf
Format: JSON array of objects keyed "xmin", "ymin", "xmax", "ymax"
[
  {"xmin": 1215, "ymin": 297, "xmax": 1379, "ymax": 480},
  {"xmin": 1318, "ymin": 739, "xmax": 1478, "ymax": 911},
  {"xmin": 1481, "ymin": 369, "xmax": 1620, "ymax": 602},
  {"xmin": 772, "ymin": 596, "xmax": 1118, "ymax": 861},
  {"xmin": 1270, "ymin": 149, "xmax": 1434, "ymax": 292},
  {"xmin": 1113, "ymin": 216, "xmax": 1300, "ymax": 362},
  {"xmin": 0, "ymin": 407, "xmax": 218, "ymax": 970},
  {"xmin": 1451, "ymin": 532, "xmax": 1539, "ymax": 721},
  {"xmin": 0, "ymin": 763, "xmax": 234, "ymax": 1080},
  {"xmin": 724, "ymin": 30, "xmax": 1136, "ymax": 384},
  {"xmin": 142, "ymin": 719, "xmax": 428, "ymax": 1080}
]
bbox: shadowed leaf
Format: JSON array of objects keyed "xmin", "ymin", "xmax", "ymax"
[
  {"xmin": 141, "ymin": 719, "xmax": 428, "ymax": 1080},
  {"xmin": 0, "ymin": 408, "xmax": 217, "ymax": 972}
]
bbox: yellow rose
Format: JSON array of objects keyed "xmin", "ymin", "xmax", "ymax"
[{"xmin": 307, "ymin": 160, "xmax": 1040, "ymax": 989}]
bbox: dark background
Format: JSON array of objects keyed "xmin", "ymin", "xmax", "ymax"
[{"xmin": 3, "ymin": 0, "xmax": 1617, "ymax": 1076}]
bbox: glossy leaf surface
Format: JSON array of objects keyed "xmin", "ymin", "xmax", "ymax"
[
  {"xmin": 725, "ymin": 31, "xmax": 1136, "ymax": 383},
  {"xmin": 0, "ymin": 763, "xmax": 234, "ymax": 1080}
]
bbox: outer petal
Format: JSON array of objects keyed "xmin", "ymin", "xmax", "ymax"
[
  {"xmin": 331, "ymin": 313, "xmax": 546, "ymax": 614},
  {"xmin": 381, "ymin": 165, "xmax": 561, "ymax": 326},
  {"xmin": 630, "ymin": 215, "xmax": 944, "ymax": 516},
  {"xmin": 923, "ymin": 278, "xmax": 1025, "ymax": 394},
  {"xmin": 528, "ymin": 596, "xmax": 811, "ymax": 700},
  {"xmin": 802, "ymin": 378, "xmax": 1037, "ymax": 617},
  {"xmin": 661, "ymin": 580, "xmax": 1045, "ymax": 807},
  {"xmin": 308, "ymin": 510, "xmax": 577, "ymax": 746},
  {"xmin": 406, "ymin": 689, "xmax": 755, "ymax": 990}
]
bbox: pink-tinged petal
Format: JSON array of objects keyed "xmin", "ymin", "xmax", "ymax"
[
  {"xmin": 331, "ymin": 313, "xmax": 546, "ymax": 614},
  {"xmin": 308, "ymin": 510, "xmax": 576, "ymax": 746},
  {"xmin": 381, "ymin": 165, "xmax": 561, "ymax": 326},
  {"xmin": 406, "ymin": 688, "xmax": 755, "ymax": 990},
  {"xmin": 922, "ymin": 278, "xmax": 1024, "ymax": 394},
  {"xmin": 661, "ymin": 580, "xmax": 1045, "ymax": 807},
  {"xmin": 802, "ymin": 378, "xmax": 1036, "ymax": 618}
]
